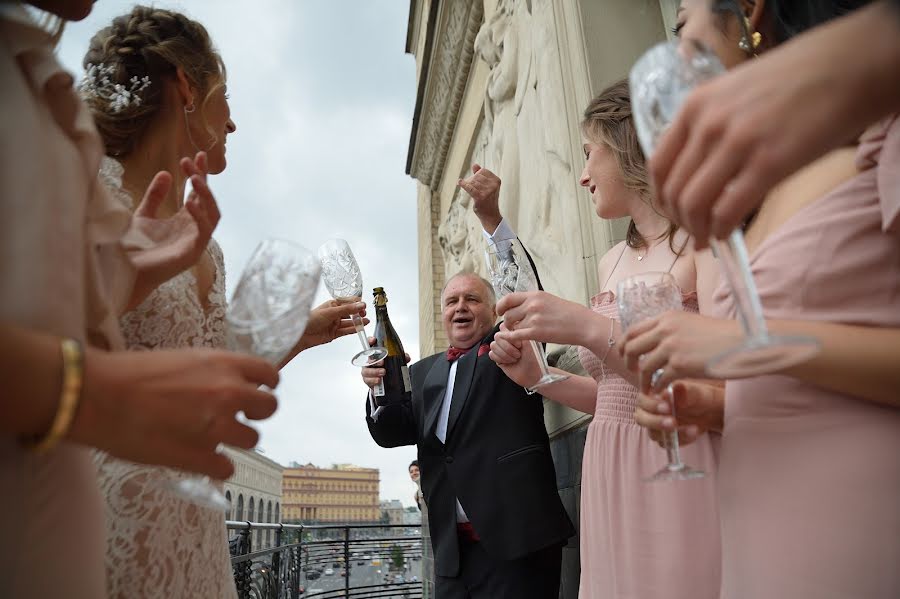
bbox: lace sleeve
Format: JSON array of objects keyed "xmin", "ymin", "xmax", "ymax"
[{"xmin": 98, "ymin": 156, "xmax": 134, "ymax": 210}]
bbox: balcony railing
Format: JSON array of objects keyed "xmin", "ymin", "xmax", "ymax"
[{"xmin": 227, "ymin": 521, "xmax": 425, "ymax": 599}]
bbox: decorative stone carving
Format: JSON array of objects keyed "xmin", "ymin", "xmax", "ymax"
[
  {"xmin": 438, "ymin": 0, "xmax": 585, "ymax": 301},
  {"xmin": 437, "ymin": 185, "xmax": 478, "ymax": 275},
  {"xmin": 408, "ymin": 0, "xmax": 484, "ymax": 190}
]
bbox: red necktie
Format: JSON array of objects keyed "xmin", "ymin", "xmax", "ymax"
[{"xmin": 446, "ymin": 343, "xmax": 490, "ymax": 362}]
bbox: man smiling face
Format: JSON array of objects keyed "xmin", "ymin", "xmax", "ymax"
[{"xmin": 441, "ymin": 273, "xmax": 497, "ymax": 350}]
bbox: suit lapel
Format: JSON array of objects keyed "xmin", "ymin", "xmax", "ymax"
[
  {"xmin": 446, "ymin": 328, "xmax": 498, "ymax": 440},
  {"xmin": 422, "ymin": 355, "xmax": 451, "ymax": 439}
]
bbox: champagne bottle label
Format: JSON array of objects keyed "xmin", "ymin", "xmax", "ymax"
[
  {"xmin": 401, "ymin": 364, "xmax": 412, "ymax": 393},
  {"xmin": 374, "ymin": 379, "xmax": 385, "ymax": 397}
]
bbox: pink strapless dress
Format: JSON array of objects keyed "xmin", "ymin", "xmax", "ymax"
[
  {"xmin": 576, "ymin": 291, "xmax": 721, "ymax": 599},
  {"xmin": 712, "ymin": 116, "xmax": 900, "ymax": 599}
]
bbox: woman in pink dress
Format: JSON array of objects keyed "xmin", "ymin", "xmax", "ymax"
[
  {"xmin": 489, "ymin": 80, "xmax": 722, "ymax": 599},
  {"xmin": 622, "ymin": 1, "xmax": 900, "ymax": 597}
]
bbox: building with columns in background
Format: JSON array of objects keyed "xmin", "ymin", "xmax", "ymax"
[
  {"xmin": 281, "ymin": 462, "xmax": 380, "ymax": 524},
  {"xmin": 223, "ymin": 447, "xmax": 284, "ymax": 550}
]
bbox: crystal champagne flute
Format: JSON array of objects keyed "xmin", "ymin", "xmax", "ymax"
[
  {"xmin": 317, "ymin": 238, "xmax": 387, "ymax": 367},
  {"xmin": 617, "ymin": 272, "xmax": 705, "ymax": 482},
  {"xmin": 484, "ymin": 238, "xmax": 568, "ymax": 391},
  {"xmin": 172, "ymin": 238, "xmax": 321, "ymax": 509},
  {"xmin": 629, "ymin": 40, "xmax": 819, "ymax": 377}
]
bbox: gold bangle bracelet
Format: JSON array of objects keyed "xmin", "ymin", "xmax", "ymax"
[{"xmin": 27, "ymin": 338, "xmax": 83, "ymax": 453}]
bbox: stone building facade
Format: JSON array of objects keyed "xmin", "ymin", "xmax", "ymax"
[
  {"xmin": 281, "ymin": 462, "xmax": 380, "ymax": 524},
  {"xmin": 380, "ymin": 498, "xmax": 407, "ymax": 525},
  {"xmin": 222, "ymin": 447, "xmax": 284, "ymax": 550},
  {"xmin": 404, "ymin": 1, "xmax": 677, "ymax": 595}
]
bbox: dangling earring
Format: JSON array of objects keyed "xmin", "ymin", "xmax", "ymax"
[
  {"xmin": 738, "ymin": 17, "xmax": 762, "ymax": 55},
  {"xmin": 182, "ymin": 100, "xmax": 201, "ymax": 151},
  {"xmin": 182, "ymin": 101, "xmax": 217, "ymax": 152}
]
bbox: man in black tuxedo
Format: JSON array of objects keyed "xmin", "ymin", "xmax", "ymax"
[{"xmin": 361, "ymin": 165, "xmax": 574, "ymax": 598}]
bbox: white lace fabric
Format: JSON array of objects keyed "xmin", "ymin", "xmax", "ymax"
[{"xmin": 93, "ymin": 157, "xmax": 238, "ymax": 598}]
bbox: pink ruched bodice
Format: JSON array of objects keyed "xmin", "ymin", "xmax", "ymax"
[{"xmin": 573, "ymin": 290, "xmax": 721, "ymax": 599}]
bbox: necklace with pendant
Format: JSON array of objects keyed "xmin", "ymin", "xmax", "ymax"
[{"xmin": 636, "ymin": 236, "xmax": 666, "ymax": 261}]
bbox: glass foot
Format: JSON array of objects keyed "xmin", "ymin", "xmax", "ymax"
[
  {"xmin": 706, "ymin": 334, "xmax": 820, "ymax": 379},
  {"xmin": 170, "ymin": 477, "xmax": 229, "ymax": 511},
  {"xmin": 353, "ymin": 346, "xmax": 388, "ymax": 367},
  {"xmin": 527, "ymin": 372, "xmax": 569, "ymax": 393},
  {"xmin": 645, "ymin": 463, "xmax": 706, "ymax": 483}
]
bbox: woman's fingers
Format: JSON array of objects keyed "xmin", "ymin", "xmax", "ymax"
[
  {"xmin": 496, "ymin": 292, "xmax": 527, "ymax": 318},
  {"xmin": 634, "ymin": 404, "xmax": 676, "ymax": 433},
  {"xmin": 133, "ymin": 171, "xmax": 173, "ymax": 218}
]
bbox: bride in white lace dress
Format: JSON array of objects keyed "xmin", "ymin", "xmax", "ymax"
[
  {"xmin": 96, "ymin": 154, "xmax": 238, "ymax": 598},
  {"xmin": 82, "ymin": 8, "xmax": 364, "ymax": 597}
]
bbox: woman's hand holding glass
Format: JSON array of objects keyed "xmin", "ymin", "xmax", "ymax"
[
  {"xmin": 496, "ymin": 290, "xmax": 599, "ymax": 348},
  {"xmin": 634, "ymin": 380, "xmax": 725, "ymax": 449},
  {"xmin": 630, "ymin": 40, "xmax": 820, "ymax": 378},
  {"xmin": 73, "ymin": 346, "xmax": 278, "ymax": 480},
  {"xmin": 484, "ymin": 239, "xmax": 568, "ymax": 391},
  {"xmin": 283, "ymin": 299, "xmax": 368, "ymax": 365},
  {"xmin": 172, "ymin": 238, "xmax": 321, "ymax": 509},
  {"xmin": 317, "ymin": 239, "xmax": 385, "ymax": 367},
  {"xmin": 617, "ymin": 272, "xmax": 705, "ymax": 481},
  {"xmin": 620, "ymin": 310, "xmax": 743, "ymax": 392}
]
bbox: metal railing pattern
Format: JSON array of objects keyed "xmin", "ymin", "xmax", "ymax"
[{"xmin": 227, "ymin": 522, "xmax": 424, "ymax": 599}]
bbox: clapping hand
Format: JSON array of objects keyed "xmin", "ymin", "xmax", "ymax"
[{"xmin": 126, "ymin": 151, "xmax": 220, "ymax": 309}]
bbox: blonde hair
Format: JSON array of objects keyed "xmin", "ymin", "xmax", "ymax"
[
  {"xmin": 82, "ymin": 6, "xmax": 225, "ymax": 157},
  {"xmin": 581, "ymin": 79, "xmax": 679, "ymax": 252}
]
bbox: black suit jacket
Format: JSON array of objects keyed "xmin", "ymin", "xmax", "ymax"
[{"xmin": 365, "ymin": 325, "xmax": 575, "ymax": 577}]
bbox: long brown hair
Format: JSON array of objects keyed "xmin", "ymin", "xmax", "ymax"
[{"xmin": 580, "ymin": 79, "xmax": 680, "ymax": 253}]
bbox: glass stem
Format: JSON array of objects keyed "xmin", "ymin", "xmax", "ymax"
[
  {"xmin": 709, "ymin": 230, "xmax": 769, "ymax": 340},
  {"xmin": 351, "ymin": 313, "xmax": 368, "ymax": 351},
  {"xmin": 530, "ymin": 340, "xmax": 552, "ymax": 378},
  {"xmin": 665, "ymin": 389, "xmax": 684, "ymax": 470}
]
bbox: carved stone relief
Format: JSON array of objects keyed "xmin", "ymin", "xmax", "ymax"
[
  {"xmin": 408, "ymin": 0, "xmax": 483, "ymax": 190},
  {"xmin": 438, "ymin": 0, "xmax": 587, "ymax": 301}
]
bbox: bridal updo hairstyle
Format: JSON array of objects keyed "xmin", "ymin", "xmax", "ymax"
[
  {"xmin": 581, "ymin": 79, "xmax": 679, "ymax": 253},
  {"xmin": 83, "ymin": 6, "xmax": 225, "ymax": 157}
]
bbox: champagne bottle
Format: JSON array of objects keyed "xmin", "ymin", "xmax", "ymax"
[{"xmin": 371, "ymin": 287, "xmax": 412, "ymax": 407}]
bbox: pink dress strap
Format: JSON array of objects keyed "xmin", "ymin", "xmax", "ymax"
[{"xmin": 857, "ymin": 114, "xmax": 900, "ymax": 233}]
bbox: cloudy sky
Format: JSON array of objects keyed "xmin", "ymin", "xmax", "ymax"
[{"xmin": 57, "ymin": 1, "xmax": 421, "ymax": 507}]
